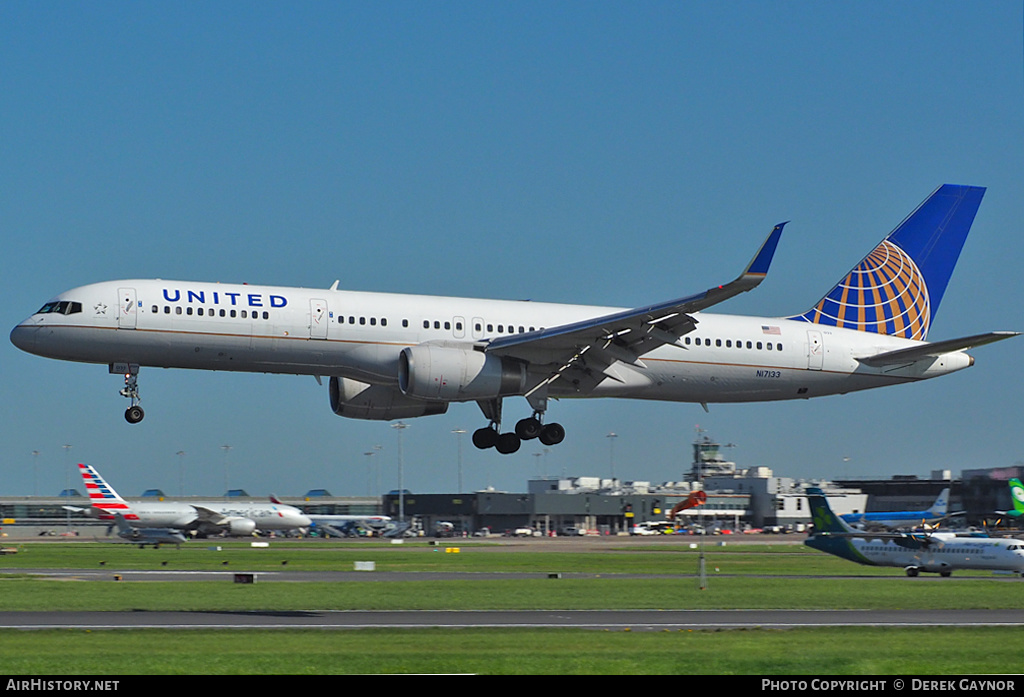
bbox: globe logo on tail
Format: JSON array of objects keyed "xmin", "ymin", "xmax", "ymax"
[{"xmin": 798, "ymin": 240, "xmax": 931, "ymax": 340}]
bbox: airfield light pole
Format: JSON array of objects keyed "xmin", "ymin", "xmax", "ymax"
[
  {"xmin": 606, "ymin": 432, "xmax": 618, "ymax": 480},
  {"xmin": 451, "ymin": 429, "xmax": 466, "ymax": 493},
  {"xmin": 62, "ymin": 444, "xmax": 72, "ymax": 532},
  {"xmin": 221, "ymin": 445, "xmax": 232, "ymax": 498},
  {"xmin": 31, "ymin": 450, "xmax": 39, "ymax": 497},
  {"xmin": 176, "ymin": 451, "xmax": 186, "ymax": 497},
  {"xmin": 694, "ymin": 427, "xmax": 708, "ymax": 591},
  {"xmin": 363, "ymin": 450, "xmax": 376, "ymax": 497},
  {"xmin": 391, "ymin": 422, "xmax": 408, "ymax": 523}
]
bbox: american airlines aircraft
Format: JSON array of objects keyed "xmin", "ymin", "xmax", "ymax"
[
  {"xmin": 806, "ymin": 488, "xmax": 1024, "ymax": 578},
  {"xmin": 10, "ymin": 185, "xmax": 1017, "ymax": 454},
  {"xmin": 65, "ymin": 463, "xmax": 311, "ymax": 536}
]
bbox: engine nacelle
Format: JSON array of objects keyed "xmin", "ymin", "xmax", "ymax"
[
  {"xmin": 226, "ymin": 518, "xmax": 257, "ymax": 536},
  {"xmin": 329, "ymin": 376, "xmax": 448, "ymax": 421},
  {"xmin": 398, "ymin": 344, "xmax": 527, "ymax": 401}
]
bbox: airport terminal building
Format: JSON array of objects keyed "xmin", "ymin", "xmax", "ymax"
[{"xmin": 3, "ymin": 435, "xmax": 1020, "ymax": 539}]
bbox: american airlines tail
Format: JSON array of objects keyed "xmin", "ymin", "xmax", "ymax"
[
  {"xmin": 789, "ymin": 184, "xmax": 985, "ymax": 340},
  {"xmin": 77, "ymin": 463, "xmax": 135, "ymax": 521}
]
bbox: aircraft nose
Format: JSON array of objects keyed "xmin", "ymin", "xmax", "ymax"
[{"xmin": 10, "ymin": 324, "xmax": 36, "ymax": 353}]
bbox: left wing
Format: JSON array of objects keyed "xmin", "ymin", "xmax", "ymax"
[{"xmin": 485, "ymin": 223, "xmax": 785, "ymax": 393}]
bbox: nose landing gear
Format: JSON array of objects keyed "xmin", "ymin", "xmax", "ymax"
[{"xmin": 111, "ymin": 362, "xmax": 144, "ymax": 424}]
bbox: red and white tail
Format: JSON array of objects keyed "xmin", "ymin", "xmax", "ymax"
[{"xmin": 78, "ymin": 463, "xmax": 136, "ymax": 520}]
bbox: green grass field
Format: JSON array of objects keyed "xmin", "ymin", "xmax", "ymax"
[{"xmin": 1, "ymin": 539, "xmax": 1021, "ymax": 675}]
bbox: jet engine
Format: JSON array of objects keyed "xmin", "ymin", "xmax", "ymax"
[
  {"xmin": 398, "ymin": 344, "xmax": 527, "ymax": 401},
  {"xmin": 225, "ymin": 518, "xmax": 257, "ymax": 536},
  {"xmin": 329, "ymin": 376, "xmax": 448, "ymax": 420}
]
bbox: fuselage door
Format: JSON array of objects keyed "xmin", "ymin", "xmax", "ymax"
[
  {"xmin": 453, "ymin": 316, "xmax": 466, "ymax": 339},
  {"xmin": 471, "ymin": 317, "xmax": 485, "ymax": 340},
  {"xmin": 806, "ymin": 330, "xmax": 824, "ymax": 370},
  {"xmin": 310, "ymin": 299, "xmax": 328, "ymax": 339},
  {"xmin": 117, "ymin": 287, "xmax": 138, "ymax": 329}
]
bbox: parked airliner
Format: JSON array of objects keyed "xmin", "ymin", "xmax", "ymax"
[
  {"xmin": 65, "ymin": 463, "xmax": 311, "ymax": 536},
  {"xmin": 805, "ymin": 488, "xmax": 1024, "ymax": 578},
  {"xmin": 11, "ymin": 185, "xmax": 1017, "ymax": 454},
  {"xmin": 840, "ymin": 488, "xmax": 958, "ymax": 530}
]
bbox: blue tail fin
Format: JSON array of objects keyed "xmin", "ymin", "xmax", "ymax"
[{"xmin": 789, "ymin": 185, "xmax": 985, "ymax": 340}]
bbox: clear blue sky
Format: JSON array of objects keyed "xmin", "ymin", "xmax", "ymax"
[{"xmin": 2, "ymin": 2, "xmax": 1022, "ymax": 498}]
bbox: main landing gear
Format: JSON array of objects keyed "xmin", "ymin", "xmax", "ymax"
[
  {"xmin": 471, "ymin": 398, "xmax": 565, "ymax": 455},
  {"xmin": 111, "ymin": 362, "xmax": 144, "ymax": 424}
]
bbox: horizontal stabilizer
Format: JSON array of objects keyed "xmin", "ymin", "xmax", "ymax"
[{"xmin": 856, "ymin": 331, "xmax": 1019, "ymax": 367}]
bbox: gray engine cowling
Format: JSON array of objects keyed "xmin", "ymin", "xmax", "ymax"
[
  {"xmin": 329, "ymin": 376, "xmax": 448, "ymax": 420},
  {"xmin": 398, "ymin": 344, "xmax": 527, "ymax": 401}
]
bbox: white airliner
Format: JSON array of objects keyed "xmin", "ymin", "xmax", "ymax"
[
  {"xmin": 806, "ymin": 488, "xmax": 1024, "ymax": 577},
  {"xmin": 65, "ymin": 463, "xmax": 311, "ymax": 535},
  {"xmin": 11, "ymin": 185, "xmax": 1017, "ymax": 454},
  {"xmin": 267, "ymin": 494, "xmax": 391, "ymax": 536}
]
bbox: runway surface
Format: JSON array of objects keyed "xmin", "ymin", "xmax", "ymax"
[{"xmin": 4, "ymin": 608, "xmax": 1024, "ymax": 630}]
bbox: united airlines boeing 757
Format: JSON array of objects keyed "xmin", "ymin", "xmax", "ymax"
[{"xmin": 10, "ymin": 185, "xmax": 1017, "ymax": 454}]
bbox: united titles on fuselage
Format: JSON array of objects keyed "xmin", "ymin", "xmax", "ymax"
[{"xmin": 160, "ymin": 288, "xmax": 288, "ymax": 308}]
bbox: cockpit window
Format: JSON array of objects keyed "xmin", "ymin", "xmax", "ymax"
[{"xmin": 36, "ymin": 301, "xmax": 83, "ymax": 316}]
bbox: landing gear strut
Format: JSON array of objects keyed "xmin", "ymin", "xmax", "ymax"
[{"xmin": 112, "ymin": 362, "xmax": 144, "ymax": 424}]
